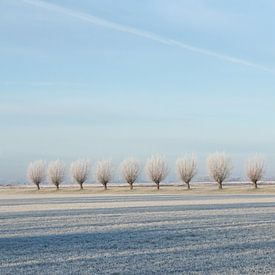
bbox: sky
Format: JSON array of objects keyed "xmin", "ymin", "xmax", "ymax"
[{"xmin": 1, "ymin": 0, "xmax": 275, "ymax": 183}]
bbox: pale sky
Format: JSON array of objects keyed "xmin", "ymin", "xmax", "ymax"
[{"xmin": 1, "ymin": 0, "xmax": 275, "ymax": 183}]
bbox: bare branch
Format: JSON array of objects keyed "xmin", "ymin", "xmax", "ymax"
[
  {"xmin": 27, "ymin": 160, "xmax": 46, "ymax": 190},
  {"xmin": 145, "ymin": 155, "xmax": 168, "ymax": 189},
  {"xmin": 70, "ymin": 159, "xmax": 90, "ymax": 189},
  {"xmin": 246, "ymin": 156, "xmax": 264, "ymax": 188},
  {"xmin": 207, "ymin": 152, "xmax": 232, "ymax": 189},
  {"xmin": 120, "ymin": 158, "xmax": 140, "ymax": 189},
  {"xmin": 176, "ymin": 155, "xmax": 197, "ymax": 189},
  {"xmin": 95, "ymin": 160, "xmax": 112, "ymax": 190},
  {"xmin": 48, "ymin": 160, "xmax": 65, "ymax": 189}
]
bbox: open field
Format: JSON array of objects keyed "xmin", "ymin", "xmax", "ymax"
[
  {"xmin": 1, "ymin": 182, "xmax": 275, "ymax": 195},
  {"xmin": 0, "ymin": 186, "xmax": 274, "ymax": 274}
]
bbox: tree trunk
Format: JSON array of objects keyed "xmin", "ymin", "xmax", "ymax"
[
  {"xmin": 56, "ymin": 185, "xmax": 59, "ymax": 190},
  {"xmin": 80, "ymin": 183, "xmax": 83, "ymax": 190},
  {"xmin": 130, "ymin": 183, "xmax": 133, "ymax": 190},
  {"xmin": 218, "ymin": 182, "xmax": 223, "ymax": 189},
  {"xmin": 156, "ymin": 182, "xmax": 160, "ymax": 190},
  {"xmin": 36, "ymin": 184, "xmax": 40, "ymax": 190},
  {"xmin": 254, "ymin": 181, "xmax": 258, "ymax": 189},
  {"xmin": 103, "ymin": 183, "xmax": 107, "ymax": 190},
  {"xmin": 186, "ymin": 182, "xmax": 190, "ymax": 190}
]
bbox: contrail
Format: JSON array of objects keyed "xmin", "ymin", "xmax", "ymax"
[{"xmin": 22, "ymin": 0, "xmax": 274, "ymax": 74}]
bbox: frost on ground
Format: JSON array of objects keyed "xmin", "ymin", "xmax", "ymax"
[{"xmin": 0, "ymin": 194, "xmax": 274, "ymax": 274}]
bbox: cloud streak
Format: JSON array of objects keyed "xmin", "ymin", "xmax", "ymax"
[{"xmin": 22, "ymin": 0, "xmax": 274, "ymax": 74}]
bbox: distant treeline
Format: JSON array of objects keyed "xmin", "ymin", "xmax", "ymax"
[{"xmin": 27, "ymin": 153, "xmax": 266, "ymax": 190}]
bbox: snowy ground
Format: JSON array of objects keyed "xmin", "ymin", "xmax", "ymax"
[{"xmin": 0, "ymin": 191, "xmax": 274, "ymax": 274}]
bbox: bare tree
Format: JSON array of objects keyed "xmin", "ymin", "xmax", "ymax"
[
  {"xmin": 146, "ymin": 155, "xmax": 168, "ymax": 190},
  {"xmin": 70, "ymin": 159, "xmax": 90, "ymax": 189},
  {"xmin": 120, "ymin": 158, "xmax": 140, "ymax": 190},
  {"xmin": 246, "ymin": 156, "xmax": 264, "ymax": 189},
  {"xmin": 27, "ymin": 160, "xmax": 46, "ymax": 190},
  {"xmin": 176, "ymin": 155, "xmax": 197, "ymax": 189},
  {"xmin": 48, "ymin": 160, "xmax": 65, "ymax": 190},
  {"xmin": 207, "ymin": 153, "xmax": 232, "ymax": 189},
  {"xmin": 95, "ymin": 160, "xmax": 112, "ymax": 190}
]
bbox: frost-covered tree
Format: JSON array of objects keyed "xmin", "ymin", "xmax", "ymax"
[
  {"xmin": 246, "ymin": 156, "xmax": 264, "ymax": 189},
  {"xmin": 27, "ymin": 160, "xmax": 46, "ymax": 190},
  {"xmin": 207, "ymin": 152, "xmax": 232, "ymax": 189},
  {"xmin": 120, "ymin": 158, "xmax": 140, "ymax": 190},
  {"xmin": 176, "ymin": 155, "xmax": 197, "ymax": 189},
  {"xmin": 48, "ymin": 160, "xmax": 65, "ymax": 190},
  {"xmin": 146, "ymin": 155, "xmax": 168, "ymax": 190},
  {"xmin": 70, "ymin": 159, "xmax": 90, "ymax": 189},
  {"xmin": 95, "ymin": 160, "xmax": 112, "ymax": 190}
]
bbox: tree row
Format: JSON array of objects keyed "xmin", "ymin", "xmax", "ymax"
[{"xmin": 27, "ymin": 153, "xmax": 265, "ymax": 190}]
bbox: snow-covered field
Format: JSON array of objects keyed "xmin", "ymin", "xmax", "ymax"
[{"xmin": 0, "ymin": 190, "xmax": 274, "ymax": 274}]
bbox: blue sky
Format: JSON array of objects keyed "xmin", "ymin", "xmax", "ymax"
[{"xmin": 1, "ymin": 0, "xmax": 275, "ymax": 182}]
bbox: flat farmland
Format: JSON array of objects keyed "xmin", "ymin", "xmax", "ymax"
[{"xmin": 0, "ymin": 188, "xmax": 274, "ymax": 274}]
